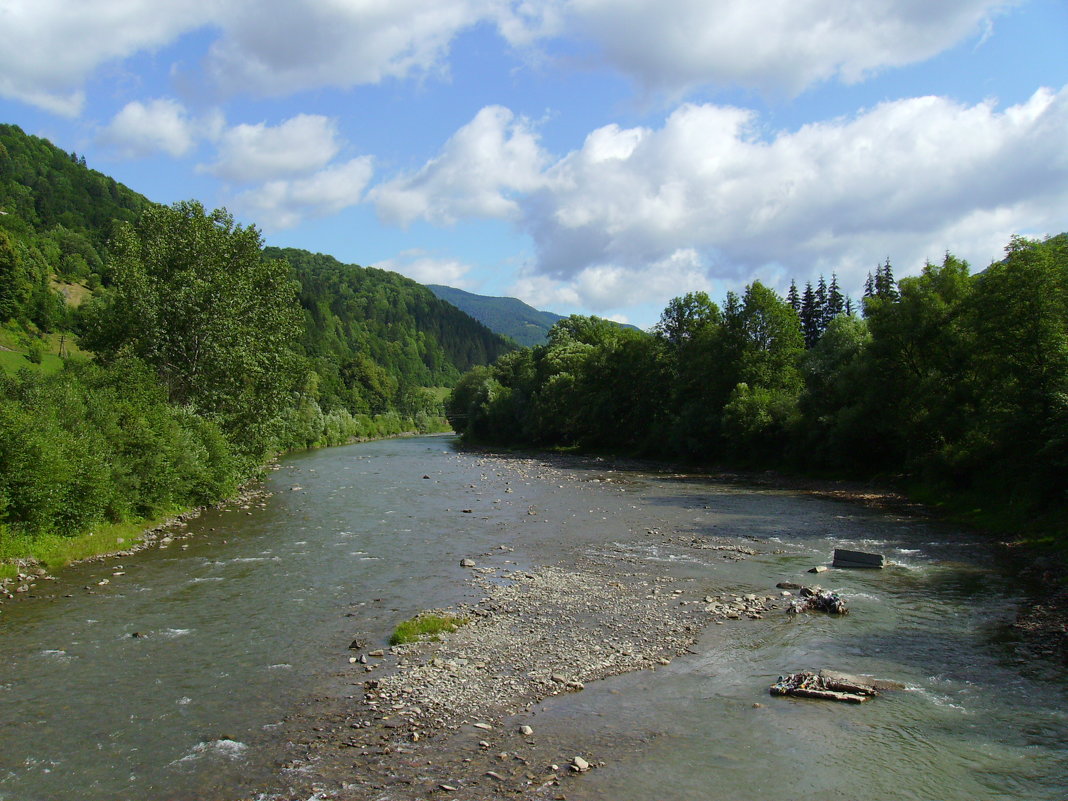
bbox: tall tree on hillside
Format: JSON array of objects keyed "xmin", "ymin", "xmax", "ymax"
[
  {"xmin": 827, "ymin": 274, "xmax": 845, "ymax": 319},
  {"xmin": 967, "ymin": 235, "xmax": 1068, "ymax": 502},
  {"xmin": 0, "ymin": 229, "xmax": 31, "ymax": 321},
  {"xmin": 800, "ymin": 282, "xmax": 820, "ymax": 347},
  {"xmin": 82, "ymin": 201, "xmax": 303, "ymax": 457},
  {"xmin": 786, "ymin": 280, "xmax": 800, "ymax": 314}
]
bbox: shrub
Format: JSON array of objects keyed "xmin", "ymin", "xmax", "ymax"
[{"xmin": 389, "ymin": 613, "xmax": 468, "ymax": 646}]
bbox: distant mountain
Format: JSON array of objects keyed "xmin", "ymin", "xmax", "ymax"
[{"xmin": 427, "ymin": 285, "xmax": 565, "ymax": 347}]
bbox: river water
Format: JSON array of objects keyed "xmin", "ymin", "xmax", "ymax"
[{"xmin": 1, "ymin": 436, "xmax": 1065, "ymax": 801}]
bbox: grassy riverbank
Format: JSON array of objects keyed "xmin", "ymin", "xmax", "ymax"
[{"xmin": 0, "ymin": 516, "xmax": 171, "ymax": 582}]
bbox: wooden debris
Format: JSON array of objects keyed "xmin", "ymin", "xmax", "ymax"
[{"xmin": 770, "ymin": 669, "xmax": 899, "ymax": 702}]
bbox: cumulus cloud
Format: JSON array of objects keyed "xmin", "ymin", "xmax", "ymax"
[
  {"xmin": 98, "ymin": 98, "xmax": 216, "ymax": 158},
  {"xmin": 0, "ymin": 0, "xmax": 211, "ymax": 115},
  {"xmin": 376, "ymin": 249, "xmax": 476, "ymax": 287},
  {"xmin": 206, "ymin": 114, "xmax": 342, "ymax": 183},
  {"xmin": 510, "ymin": 248, "xmax": 713, "ymax": 317},
  {"xmin": 369, "ymin": 105, "xmax": 548, "ymax": 225},
  {"xmin": 205, "ymin": 0, "xmax": 499, "ymax": 96},
  {"xmin": 381, "ymin": 87, "xmax": 1068, "ymax": 310},
  {"xmin": 233, "ymin": 156, "xmax": 374, "ymax": 230},
  {"xmin": 501, "ymin": 0, "xmax": 1017, "ymax": 96},
  {"xmin": 2, "ymin": 1, "xmax": 1019, "ymax": 115},
  {"xmin": 537, "ymin": 88, "xmax": 1068, "ymax": 289}
]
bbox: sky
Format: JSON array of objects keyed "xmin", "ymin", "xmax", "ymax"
[{"xmin": 1, "ymin": 0, "xmax": 1066, "ymax": 329}]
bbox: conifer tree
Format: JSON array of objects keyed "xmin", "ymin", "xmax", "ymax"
[
  {"xmin": 815, "ymin": 275, "xmax": 829, "ymax": 329},
  {"xmin": 787, "ymin": 280, "xmax": 800, "ymax": 314},
  {"xmin": 874, "ymin": 258, "xmax": 899, "ymax": 300},
  {"xmin": 828, "ymin": 273, "xmax": 845, "ymax": 319},
  {"xmin": 800, "ymin": 282, "xmax": 820, "ymax": 347}
]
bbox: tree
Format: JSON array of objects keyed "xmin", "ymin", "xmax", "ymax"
[
  {"xmin": 83, "ymin": 201, "xmax": 303, "ymax": 458},
  {"xmin": 0, "ymin": 229, "xmax": 31, "ymax": 321},
  {"xmin": 655, "ymin": 291, "xmax": 720, "ymax": 349}
]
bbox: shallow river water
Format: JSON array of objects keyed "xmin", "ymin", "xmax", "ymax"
[{"xmin": 1, "ymin": 436, "xmax": 1066, "ymax": 800}]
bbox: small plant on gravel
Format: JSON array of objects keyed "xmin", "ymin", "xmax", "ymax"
[{"xmin": 389, "ymin": 613, "xmax": 468, "ymax": 645}]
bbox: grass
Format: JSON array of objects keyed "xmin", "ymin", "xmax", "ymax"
[
  {"xmin": 0, "ymin": 348, "xmax": 65, "ymax": 375},
  {"xmin": 48, "ymin": 278, "xmax": 92, "ymax": 307},
  {"xmin": 0, "ymin": 321, "xmax": 88, "ymax": 376},
  {"xmin": 0, "ymin": 515, "xmax": 176, "ymax": 581},
  {"xmin": 389, "ymin": 613, "xmax": 468, "ymax": 646}
]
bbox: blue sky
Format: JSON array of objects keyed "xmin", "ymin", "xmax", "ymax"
[{"xmin": 1, "ymin": 0, "xmax": 1065, "ymax": 329}]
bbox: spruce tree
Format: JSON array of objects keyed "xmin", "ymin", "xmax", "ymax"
[
  {"xmin": 816, "ymin": 275, "xmax": 829, "ymax": 329},
  {"xmin": 800, "ymin": 282, "xmax": 820, "ymax": 347},
  {"xmin": 875, "ymin": 258, "xmax": 899, "ymax": 300},
  {"xmin": 787, "ymin": 280, "xmax": 800, "ymax": 314},
  {"xmin": 828, "ymin": 273, "xmax": 845, "ymax": 319}
]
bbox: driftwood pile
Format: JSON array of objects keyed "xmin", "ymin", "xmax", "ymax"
[
  {"xmin": 787, "ymin": 586, "xmax": 848, "ymax": 615},
  {"xmin": 770, "ymin": 669, "xmax": 903, "ymax": 703}
]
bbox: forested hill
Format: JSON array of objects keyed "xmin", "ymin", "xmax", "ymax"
[
  {"xmin": 0, "ymin": 124, "xmax": 149, "ymax": 243},
  {"xmin": 0, "ymin": 123, "xmax": 515, "ymax": 565},
  {"xmin": 1, "ymin": 124, "xmax": 152, "ymax": 331},
  {"xmin": 265, "ymin": 247, "xmax": 514, "ymax": 413},
  {"xmin": 427, "ymin": 284, "xmax": 564, "ymax": 347}
]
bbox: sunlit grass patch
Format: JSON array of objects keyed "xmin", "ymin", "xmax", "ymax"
[
  {"xmin": 389, "ymin": 613, "xmax": 468, "ymax": 646},
  {"xmin": 0, "ymin": 516, "xmax": 173, "ymax": 577}
]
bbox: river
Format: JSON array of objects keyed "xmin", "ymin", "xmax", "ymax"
[{"xmin": 1, "ymin": 436, "xmax": 1065, "ymax": 800}]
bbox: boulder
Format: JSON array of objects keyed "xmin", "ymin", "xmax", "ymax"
[{"xmin": 832, "ymin": 548, "xmax": 885, "ymax": 568}]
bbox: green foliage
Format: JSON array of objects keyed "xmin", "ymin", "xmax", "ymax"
[
  {"xmin": 0, "ymin": 229, "xmax": 31, "ymax": 321},
  {"xmin": 0, "ymin": 361, "xmax": 238, "ymax": 539},
  {"xmin": 265, "ymin": 247, "xmax": 514, "ymax": 421},
  {"xmin": 82, "ymin": 202, "xmax": 304, "ymax": 460},
  {"xmin": 389, "ymin": 613, "xmax": 468, "ymax": 646}
]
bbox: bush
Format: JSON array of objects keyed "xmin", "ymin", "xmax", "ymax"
[{"xmin": 389, "ymin": 613, "xmax": 468, "ymax": 646}]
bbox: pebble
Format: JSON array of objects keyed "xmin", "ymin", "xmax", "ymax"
[{"xmin": 571, "ymin": 756, "xmax": 590, "ymax": 773}]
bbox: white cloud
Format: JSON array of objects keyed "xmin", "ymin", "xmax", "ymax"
[
  {"xmin": 205, "ymin": 0, "xmax": 500, "ymax": 96},
  {"xmin": 502, "ymin": 0, "xmax": 1017, "ymax": 97},
  {"xmin": 510, "ymin": 248, "xmax": 713, "ymax": 315},
  {"xmin": 383, "ymin": 87, "xmax": 1068, "ymax": 311},
  {"xmin": 0, "ymin": 1, "xmax": 1018, "ymax": 115},
  {"xmin": 0, "ymin": 0, "xmax": 212, "ymax": 115},
  {"xmin": 376, "ymin": 249, "xmax": 476, "ymax": 287},
  {"xmin": 369, "ymin": 105, "xmax": 548, "ymax": 225},
  {"xmin": 521, "ymin": 87, "xmax": 1068, "ymax": 296},
  {"xmin": 233, "ymin": 156, "xmax": 374, "ymax": 230},
  {"xmin": 207, "ymin": 114, "xmax": 342, "ymax": 183},
  {"xmin": 98, "ymin": 98, "xmax": 202, "ymax": 158}
]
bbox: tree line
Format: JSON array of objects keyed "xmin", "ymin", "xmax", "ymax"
[{"xmin": 448, "ymin": 235, "xmax": 1068, "ymax": 529}]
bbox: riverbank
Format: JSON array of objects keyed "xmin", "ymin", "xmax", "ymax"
[
  {"xmin": 0, "ymin": 482, "xmax": 273, "ymax": 601},
  {"xmin": 243, "ymin": 447, "xmax": 1067, "ymax": 800},
  {"xmin": 457, "ymin": 445, "xmax": 1068, "ymax": 662},
  {"xmin": 0, "ymin": 431, "xmax": 442, "ymax": 599},
  {"xmin": 253, "ymin": 554, "xmax": 784, "ymax": 801}
]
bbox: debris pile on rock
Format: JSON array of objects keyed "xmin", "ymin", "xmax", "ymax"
[
  {"xmin": 787, "ymin": 586, "xmax": 848, "ymax": 615},
  {"xmin": 770, "ymin": 669, "xmax": 897, "ymax": 703}
]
